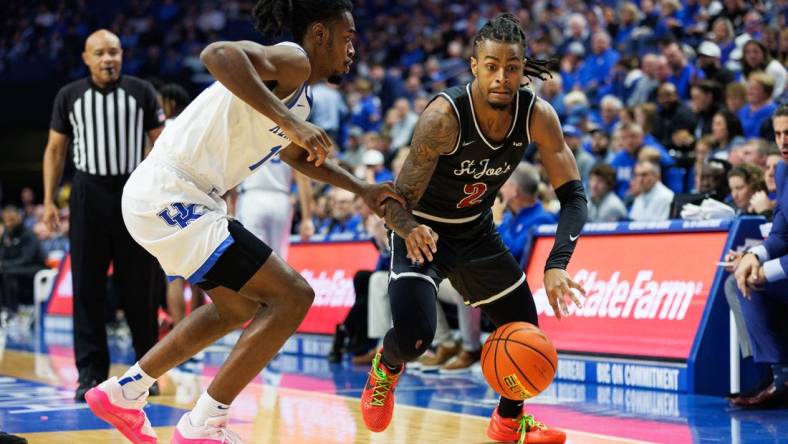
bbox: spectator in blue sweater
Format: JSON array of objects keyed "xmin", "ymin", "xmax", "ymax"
[
  {"xmin": 350, "ymin": 78, "xmax": 382, "ymax": 133},
  {"xmin": 578, "ymin": 31, "xmax": 620, "ymax": 102},
  {"xmin": 560, "ymin": 42, "xmax": 586, "ymax": 93},
  {"xmin": 558, "ymin": 13, "xmax": 591, "ymax": 56},
  {"xmin": 611, "ymin": 122, "xmax": 677, "ymax": 197},
  {"xmin": 597, "ymin": 95, "xmax": 623, "ymax": 135},
  {"xmin": 711, "ymin": 17, "xmax": 737, "ymax": 65},
  {"xmin": 494, "ymin": 163, "xmax": 557, "ymax": 261},
  {"xmin": 653, "ymin": 0, "xmax": 685, "ymax": 40},
  {"xmin": 662, "ymin": 41, "xmax": 700, "ymax": 100},
  {"xmin": 319, "ymin": 189, "xmax": 364, "ymax": 237},
  {"xmin": 613, "ymin": 3, "xmax": 640, "ymax": 52},
  {"xmin": 538, "ymin": 73, "xmax": 566, "ymax": 121},
  {"xmin": 738, "ymin": 72, "xmax": 778, "ymax": 139}
]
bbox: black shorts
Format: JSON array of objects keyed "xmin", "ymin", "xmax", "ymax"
[
  {"xmin": 389, "ymin": 211, "xmax": 526, "ymax": 307},
  {"xmin": 196, "ymin": 219, "xmax": 273, "ymax": 292}
]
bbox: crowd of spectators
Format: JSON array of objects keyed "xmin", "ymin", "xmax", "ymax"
[
  {"xmin": 2, "ymin": 1, "xmax": 787, "ymax": 349},
  {"xmin": 295, "ymin": 0, "xmax": 787, "ymax": 264},
  {"xmin": 1, "ymin": 0, "xmax": 786, "ymax": 251}
]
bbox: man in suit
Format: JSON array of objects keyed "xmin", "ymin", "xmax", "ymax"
[{"xmin": 733, "ymin": 104, "xmax": 788, "ymax": 408}]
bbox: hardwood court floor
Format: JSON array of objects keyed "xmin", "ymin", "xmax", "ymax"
[{"xmin": 1, "ymin": 327, "xmax": 786, "ymax": 443}]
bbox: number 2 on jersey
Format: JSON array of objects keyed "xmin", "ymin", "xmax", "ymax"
[{"xmin": 457, "ymin": 182, "xmax": 487, "ymax": 208}]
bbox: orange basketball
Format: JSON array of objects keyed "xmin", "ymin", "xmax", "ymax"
[{"xmin": 480, "ymin": 322, "xmax": 558, "ymax": 400}]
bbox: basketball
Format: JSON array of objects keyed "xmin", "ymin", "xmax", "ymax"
[{"xmin": 481, "ymin": 322, "xmax": 558, "ymax": 400}]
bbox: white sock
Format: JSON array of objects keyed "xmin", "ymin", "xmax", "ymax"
[
  {"xmin": 119, "ymin": 363, "xmax": 156, "ymax": 400},
  {"xmin": 189, "ymin": 392, "xmax": 230, "ymax": 427}
]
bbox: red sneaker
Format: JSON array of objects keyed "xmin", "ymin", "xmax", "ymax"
[
  {"xmin": 360, "ymin": 351, "xmax": 404, "ymax": 432},
  {"xmin": 487, "ymin": 407, "xmax": 566, "ymax": 444}
]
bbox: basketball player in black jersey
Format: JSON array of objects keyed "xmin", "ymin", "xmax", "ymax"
[{"xmin": 360, "ymin": 14, "xmax": 587, "ymax": 444}]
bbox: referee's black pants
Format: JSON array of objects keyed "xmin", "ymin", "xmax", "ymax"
[{"xmin": 69, "ymin": 172, "xmax": 164, "ymax": 384}]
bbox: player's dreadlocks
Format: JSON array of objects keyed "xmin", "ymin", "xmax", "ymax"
[
  {"xmin": 253, "ymin": 0, "xmax": 353, "ymax": 43},
  {"xmin": 473, "ymin": 13, "xmax": 556, "ymax": 82}
]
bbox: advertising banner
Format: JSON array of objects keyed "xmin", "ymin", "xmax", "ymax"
[
  {"xmin": 526, "ymin": 232, "xmax": 728, "ymax": 360},
  {"xmin": 288, "ymin": 241, "xmax": 380, "ymax": 334},
  {"xmin": 46, "ymin": 242, "xmax": 378, "ymax": 335}
]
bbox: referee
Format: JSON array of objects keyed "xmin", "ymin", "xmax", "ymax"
[{"xmin": 42, "ymin": 29, "xmax": 166, "ymax": 401}]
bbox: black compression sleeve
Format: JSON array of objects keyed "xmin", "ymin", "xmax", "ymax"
[{"xmin": 545, "ymin": 180, "xmax": 587, "ymax": 271}]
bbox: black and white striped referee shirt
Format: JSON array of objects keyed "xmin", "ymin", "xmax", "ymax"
[{"xmin": 50, "ymin": 76, "xmax": 165, "ymax": 176}]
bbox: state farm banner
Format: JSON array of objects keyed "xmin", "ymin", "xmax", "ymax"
[
  {"xmin": 288, "ymin": 241, "xmax": 380, "ymax": 334},
  {"xmin": 527, "ymin": 231, "xmax": 728, "ymax": 360}
]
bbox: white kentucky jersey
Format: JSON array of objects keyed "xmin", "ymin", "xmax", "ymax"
[
  {"xmin": 238, "ymin": 156, "xmax": 293, "ymax": 194},
  {"xmin": 151, "ymin": 41, "xmax": 312, "ymax": 195}
]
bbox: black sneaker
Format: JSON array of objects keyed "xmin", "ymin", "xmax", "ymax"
[
  {"xmin": 74, "ymin": 378, "xmax": 101, "ymax": 402},
  {"xmin": 0, "ymin": 431, "xmax": 27, "ymax": 444}
]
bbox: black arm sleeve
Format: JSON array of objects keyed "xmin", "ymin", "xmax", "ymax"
[{"xmin": 545, "ymin": 180, "xmax": 587, "ymax": 271}]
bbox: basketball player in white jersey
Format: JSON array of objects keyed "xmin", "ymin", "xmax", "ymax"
[{"xmin": 84, "ymin": 2, "xmax": 402, "ymax": 443}]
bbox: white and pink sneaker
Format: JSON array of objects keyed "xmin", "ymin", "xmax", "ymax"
[
  {"xmin": 172, "ymin": 413, "xmax": 242, "ymax": 443},
  {"xmin": 85, "ymin": 377, "xmax": 157, "ymax": 444}
]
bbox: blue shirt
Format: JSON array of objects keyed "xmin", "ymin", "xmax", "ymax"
[
  {"xmin": 590, "ymin": 113, "xmax": 619, "ymax": 135},
  {"xmin": 610, "ymin": 146, "xmax": 678, "ymax": 197},
  {"xmin": 578, "ymin": 49, "xmax": 620, "ymax": 90},
  {"xmin": 374, "ymin": 168, "xmax": 394, "ymax": 183},
  {"xmin": 668, "ymin": 64, "xmax": 700, "ymax": 100},
  {"xmin": 351, "ymin": 95, "xmax": 382, "ymax": 133},
  {"xmin": 496, "ymin": 202, "xmax": 557, "ymax": 261},
  {"xmin": 738, "ymin": 102, "xmax": 778, "ymax": 139},
  {"xmin": 547, "ymin": 93, "xmax": 566, "ymax": 121},
  {"xmin": 560, "ymin": 68, "xmax": 582, "ymax": 92},
  {"xmin": 320, "ymin": 214, "xmax": 364, "ymax": 237},
  {"xmin": 614, "ymin": 25, "xmax": 636, "ymax": 49}
]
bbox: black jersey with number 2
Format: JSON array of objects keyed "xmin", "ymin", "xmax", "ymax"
[{"xmin": 413, "ymin": 83, "xmax": 537, "ymax": 223}]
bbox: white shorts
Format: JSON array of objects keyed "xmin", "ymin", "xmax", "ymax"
[{"xmin": 121, "ymin": 156, "xmax": 234, "ymax": 283}]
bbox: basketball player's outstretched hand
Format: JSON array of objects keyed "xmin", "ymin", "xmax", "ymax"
[
  {"xmin": 283, "ymin": 120, "xmax": 332, "ymax": 166},
  {"xmin": 361, "ymin": 182, "xmax": 406, "ymax": 217},
  {"xmin": 543, "ymin": 268, "xmax": 586, "ymax": 320},
  {"xmin": 405, "ymin": 224, "xmax": 439, "ymax": 263}
]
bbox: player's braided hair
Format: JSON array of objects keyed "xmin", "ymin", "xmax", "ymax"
[
  {"xmin": 473, "ymin": 13, "xmax": 556, "ymax": 82},
  {"xmin": 253, "ymin": 0, "xmax": 353, "ymax": 43}
]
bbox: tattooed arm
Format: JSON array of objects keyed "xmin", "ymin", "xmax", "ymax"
[{"xmin": 385, "ymin": 97, "xmax": 458, "ymax": 262}]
